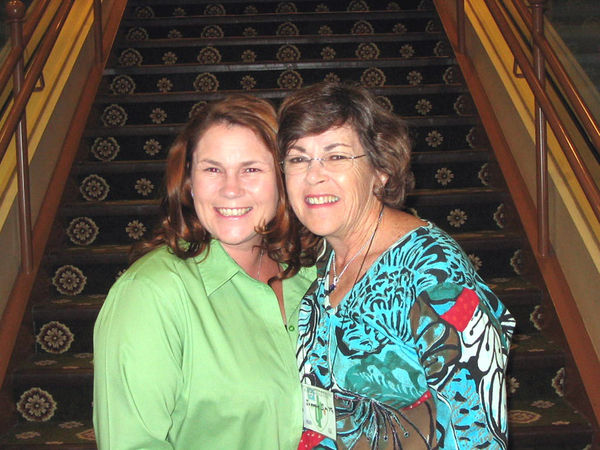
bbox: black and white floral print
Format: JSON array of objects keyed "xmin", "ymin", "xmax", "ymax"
[
  {"xmin": 162, "ymin": 51, "xmax": 178, "ymax": 65},
  {"xmin": 376, "ymin": 95, "xmax": 393, "ymax": 112},
  {"xmin": 240, "ymin": 75, "xmax": 257, "ymax": 90},
  {"xmin": 243, "ymin": 27, "xmax": 258, "ymax": 37},
  {"xmin": 150, "ymin": 108, "xmax": 167, "ymax": 124},
  {"xmin": 168, "ymin": 29, "xmax": 183, "ymax": 39},
  {"xmin": 67, "ymin": 217, "xmax": 99, "ymax": 246},
  {"xmin": 426, "ymin": 130, "xmax": 444, "ymax": 147},
  {"xmin": 511, "ymin": 249, "xmax": 524, "ymax": 275},
  {"xmin": 189, "ymin": 101, "xmax": 208, "ymax": 118},
  {"xmin": 91, "ymin": 137, "xmax": 120, "ymax": 162},
  {"xmin": 135, "ymin": 178, "xmax": 154, "ymax": 196},
  {"xmin": 17, "ymin": 388, "xmax": 57, "ymax": 422},
  {"xmin": 393, "ymin": 22, "xmax": 407, "ymax": 33},
  {"xmin": 277, "ymin": 70, "xmax": 303, "ymax": 89},
  {"xmin": 36, "ymin": 321, "xmax": 75, "ymax": 354},
  {"xmin": 324, "ymin": 72, "xmax": 340, "ymax": 83},
  {"xmin": 133, "ymin": 6, "xmax": 154, "ymax": 19},
  {"xmin": 494, "ymin": 204, "xmax": 506, "ymax": 228},
  {"xmin": 318, "ymin": 25, "xmax": 333, "ymax": 35},
  {"xmin": 407, "ymin": 70, "xmax": 423, "ymax": 85},
  {"xmin": 156, "ymin": 77, "xmax": 173, "ymax": 93},
  {"xmin": 241, "ymin": 49, "xmax": 257, "ymax": 62},
  {"xmin": 435, "ymin": 167, "xmax": 454, "ymax": 186},
  {"xmin": 478, "ymin": 162, "xmax": 490, "ymax": 186},
  {"xmin": 101, "ymin": 104, "xmax": 127, "ymax": 127},
  {"xmin": 400, "ymin": 43, "xmax": 415, "ymax": 58},
  {"xmin": 52, "ymin": 265, "xmax": 87, "ymax": 295},
  {"xmin": 351, "ymin": 20, "xmax": 374, "ymax": 34},
  {"xmin": 348, "ymin": 0, "xmax": 369, "ymax": 11},
  {"xmin": 126, "ymin": 220, "xmax": 147, "ymax": 240},
  {"xmin": 205, "ymin": 4, "xmax": 226, "ymax": 15},
  {"xmin": 80, "ymin": 174, "xmax": 110, "ymax": 201},
  {"xmin": 118, "ymin": 49, "xmax": 142, "ymax": 66},
  {"xmin": 193, "ymin": 73, "xmax": 219, "ymax": 91},
  {"xmin": 143, "ymin": 138, "xmax": 162, "ymax": 156},
  {"xmin": 355, "ymin": 42, "xmax": 380, "ymax": 59},
  {"xmin": 277, "ymin": 22, "xmax": 299, "ymax": 36},
  {"xmin": 360, "ymin": 67, "xmax": 386, "ymax": 86},
  {"xmin": 434, "ymin": 40, "xmax": 452, "ymax": 56},
  {"xmin": 198, "ymin": 47, "xmax": 222, "ymax": 64},
  {"xmin": 447, "ymin": 208, "xmax": 468, "ymax": 227},
  {"xmin": 276, "ymin": 2, "xmax": 297, "ymax": 13},
  {"xmin": 277, "ymin": 44, "xmax": 301, "ymax": 61},
  {"xmin": 415, "ymin": 98, "xmax": 433, "ymax": 115},
  {"xmin": 321, "ymin": 46, "xmax": 336, "ymax": 60},
  {"xmin": 201, "ymin": 25, "xmax": 224, "ymax": 38},
  {"xmin": 109, "ymin": 75, "xmax": 136, "ymax": 95},
  {"xmin": 126, "ymin": 27, "xmax": 149, "ymax": 41}
]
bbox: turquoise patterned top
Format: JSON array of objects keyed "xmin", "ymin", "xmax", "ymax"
[{"xmin": 297, "ymin": 224, "xmax": 515, "ymax": 449}]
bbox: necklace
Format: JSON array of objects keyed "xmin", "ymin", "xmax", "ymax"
[
  {"xmin": 328, "ymin": 207, "xmax": 384, "ymax": 294},
  {"xmin": 256, "ymin": 247, "xmax": 264, "ymax": 280}
]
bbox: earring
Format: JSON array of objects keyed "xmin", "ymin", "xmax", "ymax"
[{"xmin": 191, "ymin": 191, "xmax": 195, "ymax": 198}]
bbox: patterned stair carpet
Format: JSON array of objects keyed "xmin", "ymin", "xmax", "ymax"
[{"xmin": 0, "ymin": 0, "xmax": 594, "ymax": 448}]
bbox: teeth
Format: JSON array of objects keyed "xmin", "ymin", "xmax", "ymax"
[
  {"xmin": 306, "ymin": 196, "xmax": 339, "ymax": 205},
  {"xmin": 217, "ymin": 207, "xmax": 252, "ymax": 217}
]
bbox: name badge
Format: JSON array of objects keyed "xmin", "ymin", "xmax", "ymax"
[{"xmin": 301, "ymin": 383, "xmax": 337, "ymax": 440}]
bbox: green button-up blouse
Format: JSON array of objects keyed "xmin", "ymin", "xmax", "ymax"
[{"xmin": 93, "ymin": 240, "xmax": 316, "ymax": 449}]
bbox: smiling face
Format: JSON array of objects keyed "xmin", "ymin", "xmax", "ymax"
[
  {"xmin": 284, "ymin": 124, "xmax": 385, "ymax": 244},
  {"xmin": 190, "ymin": 123, "xmax": 278, "ymax": 255}
]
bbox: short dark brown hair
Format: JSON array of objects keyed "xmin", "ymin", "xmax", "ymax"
[
  {"xmin": 133, "ymin": 94, "xmax": 307, "ymax": 278},
  {"xmin": 277, "ymin": 82, "xmax": 414, "ymax": 209}
]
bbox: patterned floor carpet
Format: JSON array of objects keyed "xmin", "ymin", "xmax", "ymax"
[{"xmin": 0, "ymin": 0, "xmax": 594, "ymax": 448}]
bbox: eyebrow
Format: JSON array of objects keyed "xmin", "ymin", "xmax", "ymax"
[
  {"xmin": 289, "ymin": 142, "xmax": 353, "ymax": 153},
  {"xmin": 195, "ymin": 158, "xmax": 269, "ymax": 167}
]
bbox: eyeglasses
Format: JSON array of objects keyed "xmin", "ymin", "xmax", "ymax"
[{"xmin": 280, "ymin": 153, "xmax": 367, "ymax": 175}]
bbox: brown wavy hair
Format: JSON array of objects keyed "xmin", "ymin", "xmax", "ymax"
[
  {"xmin": 277, "ymin": 82, "xmax": 414, "ymax": 263},
  {"xmin": 278, "ymin": 82, "xmax": 414, "ymax": 209},
  {"xmin": 133, "ymin": 94, "xmax": 307, "ymax": 278}
]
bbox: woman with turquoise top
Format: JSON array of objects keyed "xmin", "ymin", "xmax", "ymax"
[
  {"xmin": 278, "ymin": 82, "xmax": 515, "ymax": 450},
  {"xmin": 93, "ymin": 95, "xmax": 316, "ymax": 449}
]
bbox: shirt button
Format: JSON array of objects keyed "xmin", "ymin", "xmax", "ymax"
[{"xmin": 288, "ymin": 325, "xmax": 296, "ymax": 332}]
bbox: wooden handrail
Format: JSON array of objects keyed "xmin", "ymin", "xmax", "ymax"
[
  {"xmin": 0, "ymin": 0, "xmax": 127, "ymax": 391},
  {"xmin": 454, "ymin": 0, "xmax": 600, "ymax": 255},
  {"xmin": 438, "ymin": 0, "xmax": 600, "ymax": 423},
  {"xmin": 481, "ymin": 0, "xmax": 600, "ymax": 221},
  {"xmin": 510, "ymin": 0, "xmax": 600, "ymax": 153}
]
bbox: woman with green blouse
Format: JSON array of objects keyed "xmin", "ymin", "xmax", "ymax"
[{"xmin": 93, "ymin": 95, "xmax": 317, "ymax": 449}]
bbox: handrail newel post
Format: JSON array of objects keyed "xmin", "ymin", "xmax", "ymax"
[
  {"xmin": 7, "ymin": 0, "xmax": 33, "ymax": 274},
  {"xmin": 530, "ymin": 0, "xmax": 549, "ymax": 258}
]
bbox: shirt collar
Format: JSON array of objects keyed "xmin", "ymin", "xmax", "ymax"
[{"xmin": 195, "ymin": 240, "xmax": 242, "ymax": 296}]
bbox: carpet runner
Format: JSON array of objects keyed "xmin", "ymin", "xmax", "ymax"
[{"xmin": 0, "ymin": 0, "xmax": 594, "ymax": 448}]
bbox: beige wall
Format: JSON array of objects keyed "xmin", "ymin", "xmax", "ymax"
[{"xmin": 0, "ymin": 0, "xmax": 116, "ymax": 317}]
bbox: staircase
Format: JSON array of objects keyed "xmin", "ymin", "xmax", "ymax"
[{"xmin": 0, "ymin": 0, "xmax": 594, "ymax": 448}]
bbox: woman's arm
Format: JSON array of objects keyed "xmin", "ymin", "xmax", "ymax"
[{"xmin": 93, "ymin": 276, "xmax": 185, "ymax": 449}]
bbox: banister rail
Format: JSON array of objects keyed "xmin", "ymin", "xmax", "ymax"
[
  {"xmin": 0, "ymin": 0, "xmax": 105, "ymax": 274},
  {"xmin": 510, "ymin": 0, "xmax": 600, "ymax": 153},
  {"xmin": 455, "ymin": 0, "xmax": 600, "ymax": 257}
]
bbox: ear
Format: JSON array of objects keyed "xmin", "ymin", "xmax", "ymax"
[{"xmin": 376, "ymin": 170, "xmax": 389, "ymax": 187}]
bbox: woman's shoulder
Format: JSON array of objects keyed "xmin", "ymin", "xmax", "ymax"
[{"xmin": 118, "ymin": 245, "xmax": 204, "ymax": 291}]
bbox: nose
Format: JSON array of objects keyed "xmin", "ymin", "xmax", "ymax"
[
  {"xmin": 220, "ymin": 172, "xmax": 244, "ymax": 198},
  {"xmin": 305, "ymin": 157, "xmax": 327, "ymax": 186}
]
